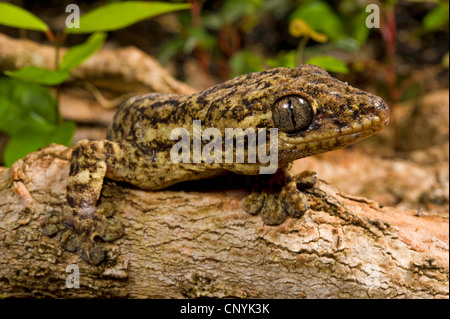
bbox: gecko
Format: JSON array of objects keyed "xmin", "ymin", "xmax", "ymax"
[{"xmin": 41, "ymin": 65, "xmax": 389, "ymax": 265}]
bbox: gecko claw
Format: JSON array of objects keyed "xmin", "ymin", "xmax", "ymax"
[
  {"xmin": 41, "ymin": 203, "xmax": 123, "ymax": 265},
  {"xmin": 242, "ymin": 169, "xmax": 317, "ymax": 225}
]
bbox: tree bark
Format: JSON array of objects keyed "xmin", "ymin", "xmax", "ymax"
[{"xmin": 0, "ymin": 145, "xmax": 448, "ymax": 298}]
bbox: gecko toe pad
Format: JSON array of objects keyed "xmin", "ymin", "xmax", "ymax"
[
  {"xmin": 242, "ymin": 169, "xmax": 317, "ymax": 225},
  {"xmin": 41, "ymin": 203, "xmax": 123, "ymax": 265}
]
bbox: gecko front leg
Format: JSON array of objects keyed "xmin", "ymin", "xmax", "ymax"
[
  {"xmin": 42, "ymin": 140, "xmax": 125, "ymax": 265},
  {"xmin": 242, "ymin": 163, "xmax": 317, "ymax": 225}
]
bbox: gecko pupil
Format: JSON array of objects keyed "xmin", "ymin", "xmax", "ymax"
[
  {"xmin": 272, "ymin": 95, "xmax": 313, "ymax": 134},
  {"xmin": 287, "ymin": 100, "xmax": 297, "ymax": 127}
]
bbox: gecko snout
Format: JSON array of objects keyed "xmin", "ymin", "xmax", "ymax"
[
  {"xmin": 358, "ymin": 94, "xmax": 389, "ymax": 129},
  {"xmin": 373, "ymin": 95, "xmax": 390, "ymax": 127}
]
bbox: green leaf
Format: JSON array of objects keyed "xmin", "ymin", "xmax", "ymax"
[
  {"xmin": 44, "ymin": 121, "xmax": 76, "ymax": 146},
  {"xmin": 184, "ymin": 27, "xmax": 216, "ymax": 53},
  {"xmin": 0, "ymin": 77, "xmax": 75, "ymax": 166},
  {"xmin": 290, "ymin": 2, "xmax": 345, "ymax": 42},
  {"xmin": 230, "ymin": 50, "xmax": 265, "ymax": 77},
  {"xmin": 0, "ymin": 2, "xmax": 48, "ymax": 32},
  {"xmin": 66, "ymin": 1, "xmax": 191, "ymax": 34},
  {"xmin": 336, "ymin": 37, "xmax": 360, "ymax": 53},
  {"xmin": 266, "ymin": 50, "xmax": 297, "ymax": 69},
  {"xmin": 3, "ymin": 121, "xmax": 75, "ymax": 167},
  {"xmin": 423, "ymin": 3, "xmax": 449, "ymax": 31},
  {"xmin": 159, "ymin": 37, "xmax": 186, "ymax": 64},
  {"xmin": 3, "ymin": 127, "xmax": 48, "ymax": 166},
  {"xmin": 350, "ymin": 10, "xmax": 370, "ymax": 45},
  {"xmin": 220, "ymin": 0, "xmax": 263, "ymax": 25},
  {"xmin": 0, "ymin": 77, "xmax": 56, "ymax": 135},
  {"xmin": 5, "ymin": 67, "xmax": 70, "ymax": 85},
  {"xmin": 306, "ymin": 56, "xmax": 349, "ymax": 74},
  {"xmin": 60, "ymin": 33, "xmax": 107, "ymax": 70}
]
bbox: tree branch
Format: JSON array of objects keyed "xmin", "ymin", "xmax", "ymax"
[
  {"xmin": 0, "ymin": 145, "xmax": 448, "ymax": 298},
  {"xmin": 0, "ymin": 33, "xmax": 197, "ymax": 95}
]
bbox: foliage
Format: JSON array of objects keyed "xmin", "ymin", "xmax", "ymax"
[
  {"xmin": 0, "ymin": 1, "xmax": 447, "ymax": 163},
  {"xmin": 0, "ymin": 1, "xmax": 190, "ymax": 166},
  {"xmin": 0, "ymin": 2, "xmax": 48, "ymax": 32},
  {"xmin": 274, "ymin": 0, "xmax": 369, "ymax": 72},
  {"xmin": 305, "ymin": 56, "xmax": 349, "ymax": 74},
  {"xmin": 422, "ymin": 2, "xmax": 449, "ymax": 32},
  {"xmin": 161, "ymin": 0, "xmax": 447, "ymax": 117},
  {"xmin": 159, "ymin": 0, "xmax": 270, "ymax": 68},
  {"xmin": 59, "ymin": 33, "xmax": 108, "ymax": 70},
  {"xmin": 229, "ymin": 50, "xmax": 266, "ymax": 75},
  {"xmin": 160, "ymin": 0, "xmax": 372, "ymax": 77},
  {"xmin": 65, "ymin": 1, "xmax": 191, "ymax": 34},
  {"xmin": 420, "ymin": 1, "xmax": 449, "ymax": 67},
  {"xmin": 0, "ymin": 77, "xmax": 75, "ymax": 166},
  {"xmin": 5, "ymin": 67, "xmax": 71, "ymax": 86}
]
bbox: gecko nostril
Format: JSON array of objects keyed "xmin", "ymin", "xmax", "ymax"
[
  {"xmin": 370, "ymin": 96, "xmax": 390, "ymax": 125},
  {"xmin": 375, "ymin": 97, "xmax": 388, "ymax": 110},
  {"xmin": 377, "ymin": 98, "xmax": 389, "ymax": 118}
]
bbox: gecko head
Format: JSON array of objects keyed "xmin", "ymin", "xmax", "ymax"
[
  {"xmin": 267, "ymin": 65, "xmax": 390, "ymax": 164},
  {"xmin": 201, "ymin": 64, "xmax": 388, "ymax": 168}
]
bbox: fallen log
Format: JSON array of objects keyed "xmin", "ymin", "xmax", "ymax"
[{"xmin": 0, "ymin": 145, "xmax": 447, "ymax": 298}]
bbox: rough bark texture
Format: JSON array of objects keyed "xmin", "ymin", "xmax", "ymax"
[{"xmin": 0, "ymin": 145, "xmax": 448, "ymax": 298}]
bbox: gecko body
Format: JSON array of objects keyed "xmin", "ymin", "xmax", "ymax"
[{"xmin": 42, "ymin": 65, "xmax": 389, "ymax": 264}]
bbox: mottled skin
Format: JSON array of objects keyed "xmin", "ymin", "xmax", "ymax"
[{"xmin": 42, "ymin": 65, "xmax": 389, "ymax": 265}]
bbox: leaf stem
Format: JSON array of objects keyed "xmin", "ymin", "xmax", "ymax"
[
  {"xmin": 45, "ymin": 28, "xmax": 55, "ymax": 43},
  {"xmin": 53, "ymin": 31, "xmax": 67, "ymax": 125},
  {"xmin": 296, "ymin": 36, "xmax": 309, "ymax": 65}
]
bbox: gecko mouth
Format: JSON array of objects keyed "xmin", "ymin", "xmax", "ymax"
[
  {"xmin": 280, "ymin": 119, "xmax": 387, "ymax": 152},
  {"xmin": 280, "ymin": 112, "xmax": 388, "ymax": 147}
]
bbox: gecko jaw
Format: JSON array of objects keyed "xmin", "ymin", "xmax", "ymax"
[
  {"xmin": 280, "ymin": 122, "xmax": 385, "ymax": 146},
  {"xmin": 279, "ymin": 121, "xmax": 386, "ymax": 157}
]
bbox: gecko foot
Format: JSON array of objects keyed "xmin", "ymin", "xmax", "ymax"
[
  {"xmin": 41, "ymin": 202, "xmax": 123, "ymax": 265},
  {"xmin": 242, "ymin": 169, "xmax": 317, "ymax": 225}
]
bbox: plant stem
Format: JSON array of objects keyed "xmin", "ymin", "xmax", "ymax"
[
  {"xmin": 45, "ymin": 29, "xmax": 55, "ymax": 43},
  {"xmin": 296, "ymin": 36, "xmax": 309, "ymax": 65},
  {"xmin": 55, "ymin": 42, "xmax": 60, "ymax": 71},
  {"xmin": 54, "ymin": 87, "xmax": 62, "ymax": 125},
  {"xmin": 53, "ymin": 32, "xmax": 66, "ymax": 125},
  {"xmin": 43, "ymin": 28, "xmax": 63, "ymax": 125}
]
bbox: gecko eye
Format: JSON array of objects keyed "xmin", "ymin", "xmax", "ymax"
[{"xmin": 272, "ymin": 95, "xmax": 313, "ymax": 133}]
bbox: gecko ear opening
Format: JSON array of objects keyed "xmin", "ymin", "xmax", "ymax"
[{"xmin": 272, "ymin": 95, "xmax": 313, "ymax": 133}]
